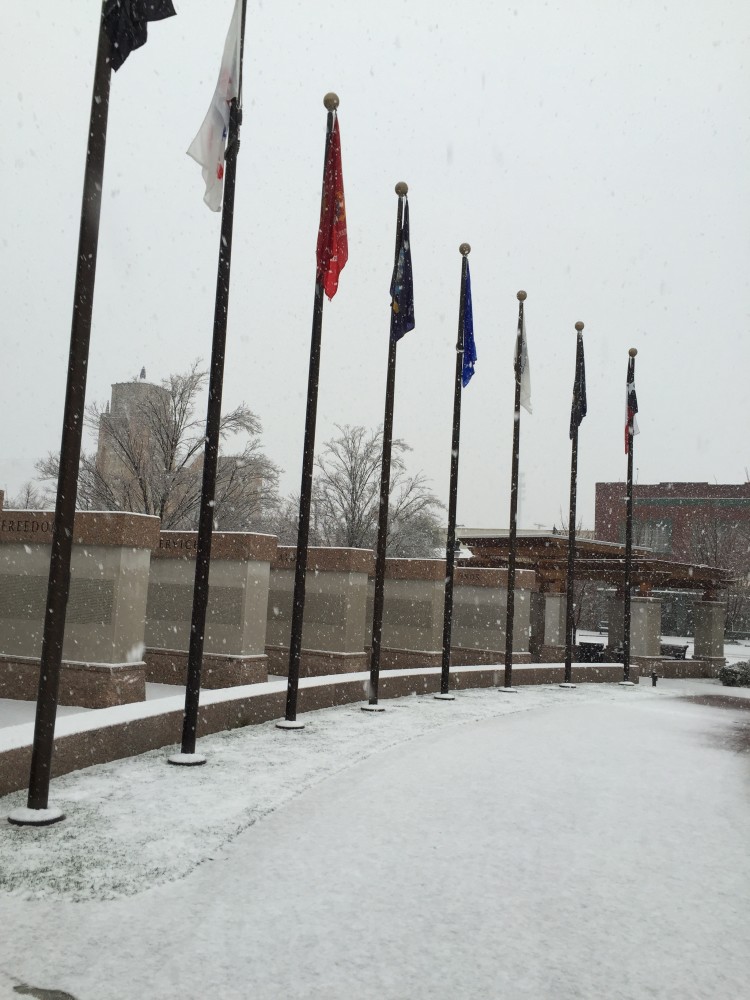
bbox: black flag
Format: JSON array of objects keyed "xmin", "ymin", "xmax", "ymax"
[
  {"xmin": 103, "ymin": 1, "xmax": 176, "ymax": 71},
  {"xmin": 569, "ymin": 327, "xmax": 587, "ymax": 438}
]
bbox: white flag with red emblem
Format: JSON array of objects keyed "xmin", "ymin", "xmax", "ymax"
[{"xmin": 187, "ymin": 0, "xmax": 242, "ymax": 211}]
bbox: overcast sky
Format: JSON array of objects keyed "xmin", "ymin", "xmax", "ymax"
[{"xmin": 1, "ymin": 0, "xmax": 748, "ymax": 530}]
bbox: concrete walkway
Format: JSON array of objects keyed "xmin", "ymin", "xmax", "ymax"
[{"xmin": 1, "ymin": 682, "xmax": 749, "ymax": 999}]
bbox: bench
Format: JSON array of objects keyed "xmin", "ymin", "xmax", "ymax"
[
  {"xmin": 660, "ymin": 643, "xmax": 688, "ymax": 660},
  {"xmin": 577, "ymin": 642, "xmax": 607, "ymax": 663}
]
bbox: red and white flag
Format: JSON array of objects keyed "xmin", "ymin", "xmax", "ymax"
[
  {"xmin": 316, "ymin": 115, "xmax": 348, "ymax": 299},
  {"xmin": 187, "ymin": 0, "xmax": 242, "ymax": 212}
]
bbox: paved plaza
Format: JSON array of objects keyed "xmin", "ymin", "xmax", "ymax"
[{"xmin": 1, "ymin": 679, "xmax": 748, "ymax": 999}]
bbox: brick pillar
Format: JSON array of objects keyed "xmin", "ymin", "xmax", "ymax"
[
  {"xmin": 267, "ymin": 547, "xmax": 373, "ymax": 677},
  {"xmin": 541, "ymin": 591, "xmax": 567, "ymax": 662},
  {"xmin": 145, "ymin": 531, "xmax": 277, "ymax": 688},
  {"xmin": 631, "ymin": 596, "xmax": 662, "ymax": 662},
  {"xmin": 0, "ymin": 510, "xmax": 160, "ymax": 707},
  {"xmin": 451, "ymin": 567, "xmax": 535, "ymax": 666}
]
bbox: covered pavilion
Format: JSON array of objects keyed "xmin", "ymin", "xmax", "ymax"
[{"xmin": 456, "ymin": 531, "xmax": 734, "ymax": 672}]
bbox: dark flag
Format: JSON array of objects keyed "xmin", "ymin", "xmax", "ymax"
[
  {"xmin": 625, "ymin": 353, "xmax": 639, "ymax": 453},
  {"xmin": 569, "ymin": 327, "xmax": 587, "ymax": 438},
  {"xmin": 390, "ymin": 198, "xmax": 415, "ymax": 340},
  {"xmin": 316, "ymin": 115, "xmax": 348, "ymax": 299},
  {"xmin": 103, "ymin": 1, "xmax": 176, "ymax": 72},
  {"xmin": 461, "ymin": 261, "xmax": 476, "ymax": 387}
]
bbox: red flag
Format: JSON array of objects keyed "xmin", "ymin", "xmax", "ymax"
[{"xmin": 316, "ymin": 115, "xmax": 348, "ymax": 299}]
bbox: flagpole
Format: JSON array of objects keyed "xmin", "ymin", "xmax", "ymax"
[
  {"xmin": 364, "ymin": 183, "xmax": 408, "ymax": 712},
  {"xmin": 8, "ymin": 14, "xmax": 113, "ymax": 826},
  {"xmin": 279, "ymin": 95, "xmax": 340, "ymax": 729},
  {"xmin": 563, "ymin": 321, "xmax": 585, "ymax": 687},
  {"xmin": 437, "ymin": 244, "xmax": 471, "ymax": 700},
  {"xmin": 501, "ymin": 291, "xmax": 526, "ymax": 693},
  {"xmin": 171, "ymin": 0, "xmax": 250, "ymax": 764},
  {"xmin": 622, "ymin": 347, "xmax": 638, "ymax": 684}
]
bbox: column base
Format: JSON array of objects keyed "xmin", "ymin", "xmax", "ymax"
[
  {"xmin": 0, "ymin": 654, "xmax": 145, "ymax": 708},
  {"xmin": 538, "ymin": 644, "xmax": 566, "ymax": 663},
  {"xmin": 167, "ymin": 753, "xmax": 207, "ymax": 766},
  {"xmin": 265, "ymin": 646, "xmax": 368, "ymax": 677},
  {"xmin": 8, "ymin": 806, "xmax": 65, "ymax": 827},
  {"xmin": 145, "ymin": 649, "xmax": 268, "ymax": 688}
]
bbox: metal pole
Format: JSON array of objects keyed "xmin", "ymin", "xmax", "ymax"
[
  {"xmin": 174, "ymin": 0, "xmax": 250, "ymax": 761},
  {"xmin": 564, "ymin": 428, "xmax": 579, "ymax": 683},
  {"xmin": 366, "ymin": 185, "xmax": 407, "ymax": 709},
  {"xmin": 623, "ymin": 348, "xmax": 637, "ymax": 682},
  {"xmin": 502, "ymin": 291, "xmax": 526, "ymax": 690},
  {"xmin": 438, "ymin": 245, "xmax": 470, "ymax": 697},
  {"xmin": 564, "ymin": 321, "xmax": 585, "ymax": 684},
  {"xmin": 16, "ymin": 16, "xmax": 112, "ymax": 822},
  {"xmin": 282, "ymin": 96, "xmax": 338, "ymax": 726}
]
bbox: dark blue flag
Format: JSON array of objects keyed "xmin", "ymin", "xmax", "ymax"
[
  {"xmin": 461, "ymin": 261, "xmax": 476, "ymax": 387},
  {"xmin": 569, "ymin": 329, "xmax": 587, "ymax": 438},
  {"xmin": 390, "ymin": 198, "xmax": 415, "ymax": 341},
  {"xmin": 103, "ymin": 1, "xmax": 176, "ymax": 72}
]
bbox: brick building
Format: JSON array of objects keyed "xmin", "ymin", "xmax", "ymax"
[{"xmin": 595, "ymin": 481, "xmax": 750, "ymax": 573}]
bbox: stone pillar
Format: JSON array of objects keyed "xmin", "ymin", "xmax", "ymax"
[
  {"xmin": 145, "ymin": 531, "xmax": 277, "ymax": 687},
  {"xmin": 0, "ymin": 510, "xmax": 160, "ymax": 707},
  {"xmin": 631, "ymin": 596, "xmax": 662, "ymax": 660},
  {"xmin": 608, "ymin": 594, "xmax": 661, "ymax": 669},
  {"xmin": 693, "ymin": 600, "xmax": 726, "ymax": 671},
  {"xmin": 379, "ymin": 558, "xmax": 445, "ymax": 669},
  {"xmin": 451, "ymin": 567, "xmax": 535, "ymax": 665},
  {"xmin": 540, "ymin": 591, "xmax": 567, "ymax": 662},
  {"xmin": 267, "ymin": 547, "xmax": 374, "ymax": 676}
]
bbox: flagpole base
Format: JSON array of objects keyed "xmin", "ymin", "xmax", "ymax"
[
  {"xmin": 168, "ymin": 753, "xmax": 207, "ymax": 766},
  {"xmin": 433, "ymin": 693, "xmax": 456, "ymax": 701},
  {"xmin": 559, "ymin": 683, "xmax": 577, "ymax": 689},
  {"xmin": 276, "ymin": 719, "xmax": 305, "ymax": 730},
  {"xmin": 619, "ymin": 680, "xmax": 636, "ymax": 687},
  {"xmin": 361, "ymin": 703, "xmax": 385, "ymax": 713},
  {"xmin": 8, "ymin": 806, "xmax": 65, "ymax": 827},
  {"xmin": 498, "ymin": 687, "xmax": 519, "ymax": 694}
]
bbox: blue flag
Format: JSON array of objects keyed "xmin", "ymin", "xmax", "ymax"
[
  {"xmin": 390, "ymin": 198, "xmax": 415, "ymax": 341},
  {"xmin": 461, "ymin": 261, "xmax": 476, "ymax": 387}
]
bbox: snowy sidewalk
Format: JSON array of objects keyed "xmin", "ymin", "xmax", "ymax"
[{"xmin": 1, "ymin": 680, "xmax": 749, "ymax": 999}]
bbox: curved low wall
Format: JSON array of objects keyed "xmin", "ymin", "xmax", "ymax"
[{"xmin": 0, "ymin": 663, "xmax": 631, "ymax": 797}]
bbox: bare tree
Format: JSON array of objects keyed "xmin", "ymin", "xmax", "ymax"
[
  {"xmin": 34, "ymin": 362, "xmax": 280, "ymax": 530},
  {"xmin": 4, "ymin": 481, "xmax": 46, "ymax": 509},
  {"xmin": 269, "ymin": 424, "xmax": 443, "ymax": 556}
]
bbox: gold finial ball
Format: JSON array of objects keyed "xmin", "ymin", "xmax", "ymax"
[
  {"xmin": 517, "ymin": 290, "xmax": 527, "ymax": 301},
  {"xmin": 323, "ymin": 92, "xmax": 340, "ymax": 110},
  {"xmin": 459, "ymin": 242, "xmax": 471, "ymax": 256},
  {"xmin": 395, "ymin": 181, "xmax": 408, "ymax": 196},
  {"xmin": 575, "ymin": 321, "xmax": 584, "ymax": 332},
  {"xmin": 629, "ymin": 347, "xmax": 638, "ymax": 357}
]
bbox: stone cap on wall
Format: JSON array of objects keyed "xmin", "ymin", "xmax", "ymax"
[
  {"xmin": 384, "ymin": 558, "xmax": 446, "ymax": 582},
  {"xmin": 273, "ymin": 546, "xmax": 375, "ymax": 575},
  {"xmin": 455, "ymin": 566, "xmax": 537, "ymax": 591},
  {"xmin": 0, "ymin": 510, "xmax": 161, "ymax": 549},
  {"xmin": 154, "ymin": 531, "xmax": 278, "ymax": 563}
]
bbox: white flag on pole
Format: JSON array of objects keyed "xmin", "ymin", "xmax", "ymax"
[
  {"xmin": 518, "ymin": 311, "xmax": 532, "ymax": 413},
  {"xmin": 187, "ymin": 0, "xmax": 242, "ymax": 212}
]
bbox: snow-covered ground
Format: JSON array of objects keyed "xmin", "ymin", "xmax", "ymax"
[{"xmin": 1, "ymin": 678, "xmax": 749, "ymax": 999}]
